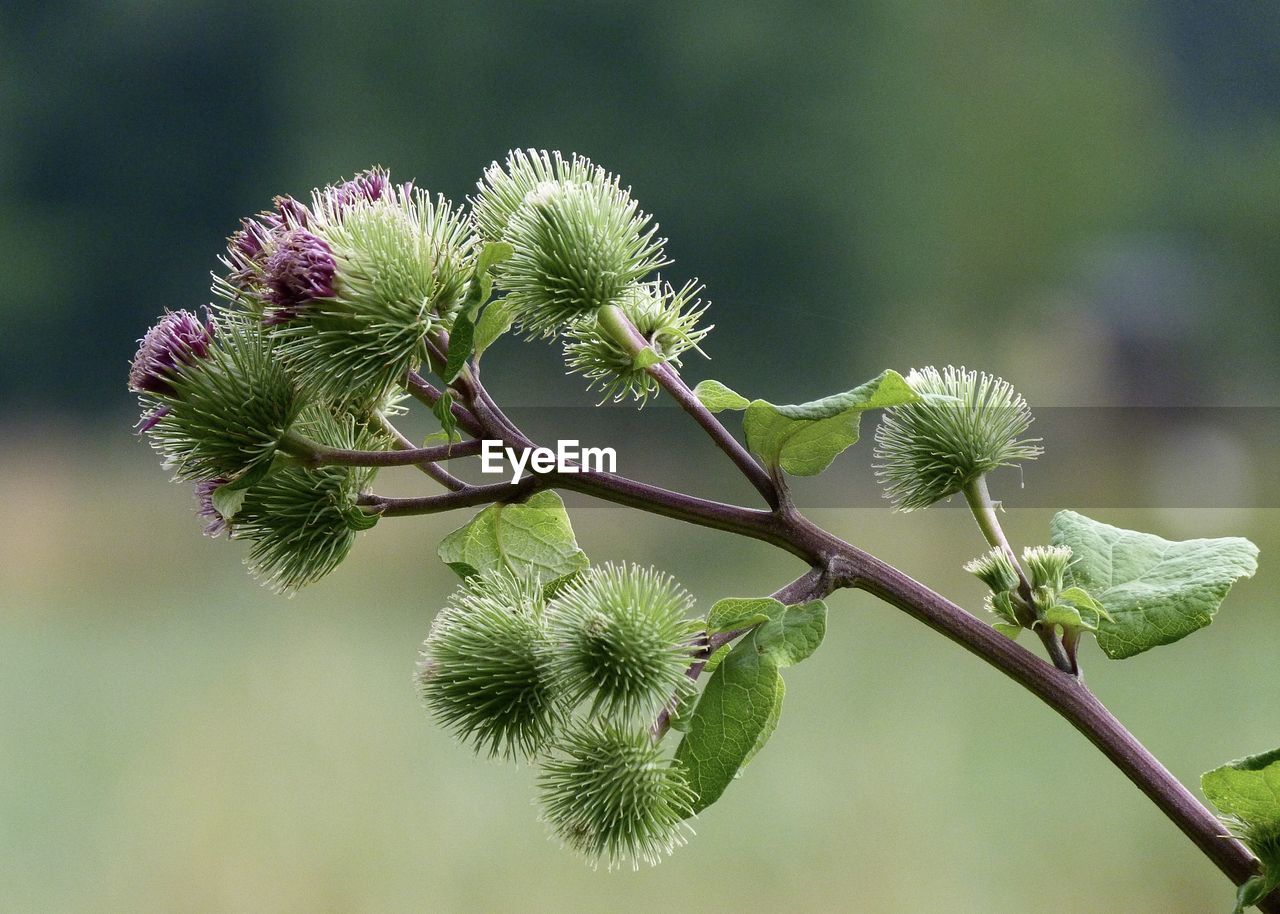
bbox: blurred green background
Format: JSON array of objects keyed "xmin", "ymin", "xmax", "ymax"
[{"xmin": 3, "ymin": 2, "xmax": 1279, "ymax": 911}]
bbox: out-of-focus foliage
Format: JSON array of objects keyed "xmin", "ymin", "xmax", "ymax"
[{"xmin": 2, "ymin": 1, "xmax": 1279, "ymax": 413}]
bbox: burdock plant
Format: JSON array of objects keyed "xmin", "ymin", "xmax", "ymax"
[{"xmin": 131, "ymin": 153, "xmax": 1278, "ymax": 909}]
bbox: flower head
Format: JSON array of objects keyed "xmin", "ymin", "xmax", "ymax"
[
  {"xmin": 963, "ymin": 548, "xmax": 1020, "ymax": 594},
  {"xmin": 263, "ymin": 228, "xmax": 337, "ymax": 322},
  {"xmin": 325, "ymin": 167, "xmax": 402, "ymax": 212},
  {"xmin": 500, "ymin": 177, "xmax": 668, "ymax": 337},
  {"xmin": 129, "ymin": 310, "xmax": 215, "ymax": 396},
  {"xmin": 1022, "ymin": 544, "xmax": 1073, "ymax": 593},
  {"xmin": 564, "ymin": 280, "xmax": 711, "ymax": 405},
  {"xmin": 418, "ymin": 570, "xmax": 563, "ymax": 760},
  {"xmin": 538, "ymin": 720, "xmax": 695, "ymax": 869},
  {"xmin": 546, "ymin": 563, "xmax": 697, "ymax": 722},
  {"xmin": 874, "ymin": 366, "xmax": 1043, "ymax": 511},
  {"xmin": 471, "ymin": 148, "xmax": 614, "ymax": 243}
]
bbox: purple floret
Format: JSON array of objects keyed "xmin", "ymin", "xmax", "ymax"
[
  {"xmin": 195, "ymin": 478, "xmax": 231, "ymax": 537},
  {"xmin": 129, "ymin": 310, "xmax": 215, "ymax": 396},
  {"xmin": 263, "ymin": 228, "xmax": 337, "ymax": 322}
]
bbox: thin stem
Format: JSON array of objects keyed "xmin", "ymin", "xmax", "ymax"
[
  {"xmin": 963, "ymin": 476, "xmax": 1074, "ymax": 674},
  {"xmin": 652, "ymin": 568, "xmax": 828, "ymax": 739},
  {"xmin": 839, "ymin": 547, "xmax": 1272, "ymax": 910},
  {"xmin": 403, "ymin": 370, "xmax": 485, "ymax": 438},
  {"xmin": 290, "ymin": 435, "xmax": 484, "ymax": 468},
  {"xmin": 360, "ymin": 470, "xmax": 789, "ymax": 549},
  {"xmin": 374, "ymin": 412, "xmax": 466, "ymax": 491},
  {"xmin": 597, "ymin": 304, "xmax": 779, "ymax": 508}
]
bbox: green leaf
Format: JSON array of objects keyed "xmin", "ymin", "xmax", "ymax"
[
  {"xmin": 442, "ymin": 312, "xmax": 475, "ymax": 383},
  {"xmin": 431, "ymin": 390, "xmax": 461, "ymax": 443},
  {"xmin": 692, "ymin": 379, "xmax": 749, "ymax": 413},
  {"xmin": 993, "ymin": 622, "xmax": 1021, "ymax": 640},
  {"xmin": 210, "ymin": 483, "xmax": 248, "ymax": 522},
  {"xmin": 436, "ymin": 490, "xmax": 589, "ymax": 584},
  {"xmin": 706, "ymin": 597, "xmax": 782, "ymax": 634},
  {"xmin": 475, "ymin": 240, "xmax": 514, "ymax": 276},
  {"xmin": 1050, "ymin": 511, "xmax": 1259, "ymax": 659},
  {"xmin": 742, "ymin": 369, "xmax": 920, "ymax": 476},
  {"xmin": 1203, "ymin": 748, "xmax": 1280, "ymax": 911},
  {"xmin": 701, "ymin": 643, "xmax": 732, "ymax": 675},
  {"xmin": 1203, "ymin": 748, "xmax": 1280, "ymax": 834},
  {"xmin": 472, "ymin": 300, "xmax": 515, "ymax": 358},
  {"xmin": 1041, "ymin": 603, "xmax": 1093, "ymax": 632},
  {"xmin": 672, "ymin": 636, "xmax": 782, "ymax": 813},
  {"xmin": 633, "ymin": 347, "xmax": 663, "ymax": 369},
  {"xmin": 673, "ymin": 600, "xmax": 826, "ymax": 813}
]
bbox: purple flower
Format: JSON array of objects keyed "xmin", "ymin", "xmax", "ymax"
[
  {"xmin": 195, "ymin": 478, "xmax": 230, "ymax": 537},
  {"xmin": 263, "ymin": 228, "xmax": 337, "ymax": 322},
  {"xmin": 267, "ymin": 195, "xmax": 311, "ymax": 230},
  {"xmin": 224, "ymin": 218, "xmax": 273, "ymax": 288},
  {"xmin": 129, "ymin": 310, "xmax": 215, "ymax": 396},
  {"xmin": 331, "ymin": 167, "xmax": 392, "ymax": 208}
]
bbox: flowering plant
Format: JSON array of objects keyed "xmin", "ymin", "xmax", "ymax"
[{"xmin": 131, "ymin": 153, "xmax": 1276, "ymax": 910}]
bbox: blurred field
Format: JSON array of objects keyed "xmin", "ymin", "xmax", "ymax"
[{"xmin": 3, "ymin": 426, "xmax": 1277, "ymax": 913}]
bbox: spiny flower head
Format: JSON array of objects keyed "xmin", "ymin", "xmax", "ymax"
[
  {"xmin": 874, "ymin": 365, "xmax": 1043, "ymax": 511},
  {"xmin": 471, "ymin": 148, "xmax": 615, "ymax": 243},
  {"xmin": 563, "ymin": 279, "xmax": 711, "ymax": 405},
  {"xmin": 228, "ymin": 410, "xmax": 379, "ymax": 593},
  {"xmin": 546, "ymin": 564, "xmax": 697, "ymax": 722},
  {"xmin": 496, "ymin": 164, "xmax": 668, "ymax": 338},
  {"xmin": 963, "ymin": 548, "xmax": 1020, "ymax": 595},
  {"xmin": 418, "ymin": 570, "xmax": 563, "ymax": 760},
  {"xmin": 141, "ymin": 315, "xmax": 301, "ymax": 482},
  {"xmin": 129, "ymin": 310, "xmax": 215, "ymax": 396},
  {"xmin": 269, "ymin": 184, "xmax": 477, "ymax": 406},
  {"xmin": 263, "ymin": 228, "xmax": 337, "ymax": 322},
  {"xmin": 538, "ymin": 720, "xmax": 695, "ymax": 869},
  {"xmin": 1022, "ymin": 544, "xmax": 1073, "ymax": 593}
]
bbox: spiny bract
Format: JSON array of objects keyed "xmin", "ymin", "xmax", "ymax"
[
  {"xmin": 874, "ymin": 365, "xmax": 1042, "ymax": 511},
  {"xmin": 418, "ymin": 570, "xmax": 563, "ymax": 760},
  {"xmin": 546, "ymin": 563, "xmax": 697, "ymax": 722},
  {"xmin": 537, "ymin": 720, "xmax": 695, "ymax": 870}
]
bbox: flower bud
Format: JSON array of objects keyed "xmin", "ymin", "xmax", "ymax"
[
  {"xmin": 142, "ymin": 317, "xmax": 301, "ymax": 481},
  {"xmin": 418, "ymin": 571, "xmax": 562, "ymax": 760},
  {"xmin": 874, "ymin": 366, "xmax": 1043, "ymax": 511},
  {"xmin": 263, "ymin": 228, "xmax": 337, "ymax": 323},
  {"xmin": 194, "ymin": 478, "xmax": 230, "ymax": 537},
  {"xmin": 963, "ymin": 548, "xmax": 1020, "ymax": 594},
  {"xmin": 229, "ymin": 411, "xmax": 379, "ymax": 593},
  {"xmin": 271, "ymin": 184, "xmax": 476, "ymax": 405},
  {"xmin": 471, "ymin": 148, "xmax": 613, "ymax": 243},
  {"xmin": 1022, "ymin": 544, "xmax": 1073, "ymax": 593},
  {"xmin": 129, "ymin": 310, "xmax": 215, "ymax": 396},
  {"xmin": 538, "ymin": 721, "xmax": 695, "ymax": 869},
  {"xmin": 547, "ymin": 564, "xmax": 697, "ymax": 722},
  {"xmin": 563, "ymin": 280, "xmax": 710, "ymax": 405}
]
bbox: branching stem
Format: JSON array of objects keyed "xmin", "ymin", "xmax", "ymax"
[
  {"xmin": 377, "ymin": 343, "xmax": 1275, "ymax": 910},
  {"xmin": 963, "ymin": 475, "xmax": 1075, "ymax": 674}
]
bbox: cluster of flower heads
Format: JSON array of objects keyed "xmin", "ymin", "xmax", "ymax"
[
  {"xmin": 473, "ymin": 149, "xmax": 711, "ymax": 392},
  {"xmin": 964, "ymin": 542, "xmax": 1108, "ymax": 642},
  {"xmin": 417, "ymin": 564, "xmax": 699, "ymax": 869},
  {"xmin": 129, "ymin": 155, "xmax": 715, "ymax": 591}
]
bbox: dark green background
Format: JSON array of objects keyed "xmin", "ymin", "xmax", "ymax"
[{"xmin": 2, "ymin": 2, "xmax": 1278, "ymax": 911}]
